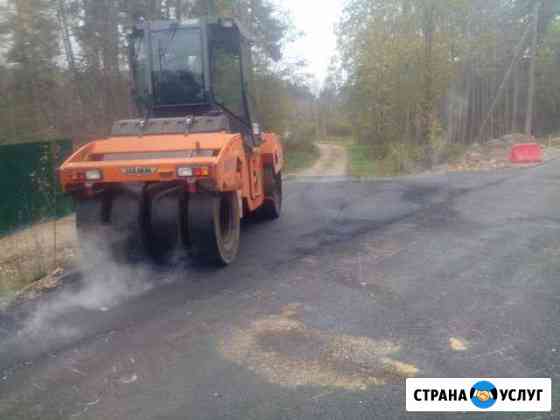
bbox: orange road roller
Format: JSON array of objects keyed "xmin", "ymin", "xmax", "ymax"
[{"xmin": 59, "ymin": 17, "xmax": 283, "ymax": 266}]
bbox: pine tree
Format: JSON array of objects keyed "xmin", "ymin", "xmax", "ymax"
[{"xmin": 1, "ymin": 0, "xmax": 60, "ymax": 139}]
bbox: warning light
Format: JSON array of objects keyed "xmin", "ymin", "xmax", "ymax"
[{"xmin": 193, "ymin": 167, "xmax": 210, "ymax": 177}]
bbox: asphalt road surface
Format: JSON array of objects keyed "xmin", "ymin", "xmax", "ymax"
[{"xmin": 1, "ymin": 163, "xmax": 559, "ymax": 419}]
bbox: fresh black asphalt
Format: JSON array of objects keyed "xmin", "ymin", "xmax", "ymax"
[{"xmin": 0, "ymin": 163, "xmax": 559, "ymax": 419}]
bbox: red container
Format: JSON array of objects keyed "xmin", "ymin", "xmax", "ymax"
[{"xmin": 509, "ymin": 143, "xmax": 543, "ymax": 164}]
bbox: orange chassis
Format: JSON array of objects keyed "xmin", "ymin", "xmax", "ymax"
[{"xmin": 59, "ymin": 131, "xmax": 283, "ymax": 215}]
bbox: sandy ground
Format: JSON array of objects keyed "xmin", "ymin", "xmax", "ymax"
[{"xmin": 296, "ymin": 143, "xmax": 348, "ymax": 177}]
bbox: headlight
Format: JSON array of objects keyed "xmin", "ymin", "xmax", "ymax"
[
  {"xmin": 177, "ymin": 167, "xmax": 193, "ymax": 177},
  {"xmin": 85, "ymin": 169, "xmax": 102, "ymax": 181},
  {"xmin": 177, "ymin": 166, "xmax": 210, "ymax": 177}
]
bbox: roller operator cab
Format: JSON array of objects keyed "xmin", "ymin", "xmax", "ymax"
[{"xmin": 59, "ymin": 17, "xmax": 284, "ymax": 266}]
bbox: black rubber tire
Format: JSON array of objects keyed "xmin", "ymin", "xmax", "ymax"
[
  {"xmin": 260, "ymin": 168, "xmax": 282, "ymax": 220},
  {"xmin": 144, "ymin": 184, "xmax": 182, "ymax": 264},
  {"xmin": 75, "ymin": 184, "xmax": 157, "ymax": 266},
  {"xmin": 108, "ymin": 186, "xmax": 146, "ymax": 263},
  {"xmin": 75, "ymin": 196, "xmax": 111, "ymax": 269},
  {"xmin": 188, "ymin": 192, "xmax": 240, "ymax": 266}
]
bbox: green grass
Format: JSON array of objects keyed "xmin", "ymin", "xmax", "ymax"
[
  {"xmin": 348, "ymin": 140, "xmax": 471, "ymax": 177},
  {"xmin": 348, "ymin": 144, "xmax": 377, "ymax": 177},
  {"xmin": 442, "ymin": 143, "xmax": 468, "ymax": 163},
  {"xmin": 348, "ymin": 143, "xmax": 406, "ymax": 177},
  {"xmin": 285, "ymin": 143, "xmax": 320, "ymax": 173}
]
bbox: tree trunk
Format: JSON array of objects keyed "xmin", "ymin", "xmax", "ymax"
[
  {"xmin": 150, "ymin": 0, "xmax": 162, "ymax": 19},
  {"xmin": 525, "ymin": 1, "xmax": 541, "ymax": 136},
  {"xmin": 512, "ymin": 63, "xmax": 519, "ymax": 132},
  {"xmin": 176, "ymin": 0, "xmax": 182, "ymax": 20},
  {"xmin": 420, "ymin": 3, "xmax": 435, "ymax": 157}
]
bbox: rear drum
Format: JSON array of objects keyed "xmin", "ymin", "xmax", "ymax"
[
  {"xmin": 188, "ymin": 192, "xmax": 240, "ymax": 265},
  {"xmin": 260, "ymin": 167, "xmax": 282, "ymax": 220},
  {"xmin": 75, "ymin": 183, "xmax": 182, "ymax": 266}
]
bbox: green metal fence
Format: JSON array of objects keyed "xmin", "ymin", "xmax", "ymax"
[{"xmin": 0, "ymin": 140, "xmax": 74, "ymax": 237}]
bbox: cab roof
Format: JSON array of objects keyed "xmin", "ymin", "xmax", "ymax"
[{"xmin": 133, "ymin": 17, "xmax": 254, "ymax": 43}]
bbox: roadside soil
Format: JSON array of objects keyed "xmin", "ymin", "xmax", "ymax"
[
  {"xmin": 441, "ymin": 134, "xmax": 560, "ymax": 173},
  {"xmin": 0, "ymin": 215, "xmax": 77, "ymax": 305},
  {"xmin": 296, "ymin": 143, "xmax": 348, "ymax": 177}
]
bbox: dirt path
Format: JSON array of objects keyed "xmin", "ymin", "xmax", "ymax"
[{"xmin": 297, "ymin": 143, "xmax": 348, "ymax": 177}]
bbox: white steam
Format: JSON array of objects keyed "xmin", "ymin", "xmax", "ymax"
[{"xmin": 13, "ymin": 228, "xmax": 177, "ymax": 347}]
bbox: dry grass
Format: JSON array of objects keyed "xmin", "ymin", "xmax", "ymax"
[{"xmin": 0, "ymin": 215, "xmax": 78, "ymax": 308}]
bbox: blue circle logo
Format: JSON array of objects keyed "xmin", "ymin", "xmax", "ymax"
[{"xmin": 470, "ymin": 381, "xmax": 498, "ymax": 409}]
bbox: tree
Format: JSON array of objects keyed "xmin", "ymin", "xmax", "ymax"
[
  {"xmin": 525, "ymin": 1, "xmax": 541, "ymax": 135},
  {"xmin": 0, "ymin": 0, "xmax": 61, "ymax": 140},
  {"xmin": 333, "ymin": 0, "xmax": 560, "ymax": 171},
  {"xmin": 0, "ymin": 0, "xmax": 309, "ymax": 146}
]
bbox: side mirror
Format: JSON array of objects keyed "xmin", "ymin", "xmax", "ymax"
[
  {"xmin": 251, "ymin": 123, "xmax": 263, "ymax": 147},
  {"xmin": 253, "ymin": 123, "xmax": 262, "ymax": 137},
  {"xmin": 252, "ymin": 123, "xmax": 261, "ymax": 137}
]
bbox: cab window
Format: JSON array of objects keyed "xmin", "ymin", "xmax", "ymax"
[{"xmin": 211, "ymin": 30, "xmax": 246, "ymax": 120}]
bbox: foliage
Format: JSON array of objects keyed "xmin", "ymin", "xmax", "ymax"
[
  {"xmin": 284, "ymin": 142, "xmax": 320, "ymax": 173},
  {"xmin": 535, "ymin": 18, "xmax": 560, "ymax": 134},
  {"xmin": 0, "ymin": 0, "xmax": 60, "ymax": 142},
  {"xmin": 329, "ymin": 0, "xmax": 560, "ymax": 171},
  {"xmin": 0, "ymin": 0, "xmax": 310, "ymax": 150}
]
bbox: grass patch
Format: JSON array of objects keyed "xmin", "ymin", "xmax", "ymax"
[
  {"xmin": 348, "ymin": 143, "xmax": 406, "ymax": 177},
  {"xmin": 0, "ymin": 216, "xmax": 77, "ymax": 307},
  {"xmin": 285, "ymin": 143, "xmax": 320, "ymax": 173},
  {"xmin": 348, "ymin": 144, "xmax": 379, "ymax": 177},
  {"xmin": 1, "ymin": 254, "xmax": 51, "ymax": 307},
  {"xmin": 443, "ymin": 143, "xmax": 468, "ymax": 163},
  {"xmin": 348, "ymin": 140, "xmax": 470, "ymax": 177}
]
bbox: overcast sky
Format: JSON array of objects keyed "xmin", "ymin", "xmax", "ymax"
[{"xmin": 276, "ymin": 0, "xmax": 343, "ymax": 85}]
